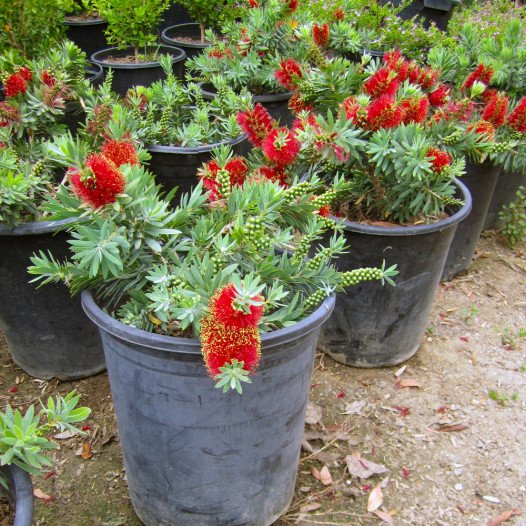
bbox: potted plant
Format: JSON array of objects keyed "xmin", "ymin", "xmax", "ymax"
[
  {"xmin": 161, "ymin": 0, "xmax": 240, "ymax": 61},
  {"xmin": 91, "ymin": 0, "xmax": 186, "ymax": 95},
  {"xmin": 186, "ymin": 0, "xmax": 302, "ymax": 126},
  {"xmin": 28, "ymin": 135, "xmax": 396, "ymax": 524},
  {"xmin": 60, "ymin": 0, "xmax": 109, "ymax": 58},
  {"xmin": 0, "ymin": 391, "xmax": 90, "ymax": 526},
  {"xmin": 260, "ymin": 50, "xmax": 498, "ymax": 367}
]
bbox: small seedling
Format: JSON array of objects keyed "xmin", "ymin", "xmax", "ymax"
[
  {"xmin": 426, "ymin": 326, "xmax": 436, "ymax": 335},
  {"xmin": 520, "ymin": 364, "xmax": 526, "ymax": 373},
  {"xmin": 518, "ymin": 328, "xmax": 526, "ymax": 338},
  {"xmin": 511, "ymin": 392, "xmax": 520, "ymax": 402},
  {"xmin": 488, "ymin": 389, "xmax": 509, "ymax": 406},
  {"xmin": 461, "ymin": 305, "xmax": 479, "ymax": 324},
  {"xmin": 501, "ymin": 327, "xmax": 516, "ymax": 349}
]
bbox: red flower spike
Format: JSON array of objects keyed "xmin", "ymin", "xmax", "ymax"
[
  {"xmin": 262, "ymin": 127, "xmax": 301, "ymax": 166},
  {"xmin": 288, "ymin": 93, "xmax": 314, "ymax": 115},
  {"xmin": 248, "ymin": 0, "xmax": 259, "ymax": 6},
  {"xmin": 481, "ymin": 88, "xmax": 498, "ymax": 103},
  {"xmin": 427, "ymin": 147, "xmax": 451, "ymax": 173},
  {"xmin": 462, "ymin": 64, "xmax": 494, "ymax": 91},
  {"xmin": 318, "ymin": 205, "xmax": 331, "ymax": 217},
  {"xmin": 210, "ymin": 283, "xmax": 264, "ymax": 329},
  {"xmin": 428, "ymin": 84, "xmax": 450, "ymax": 107},
  {"xmin": 237, "ymin": 104, "xmax": 275, "ymax": 147},
  {"xmin": 275, "ymin": 58, "xmax": 303, "ymax": 91},
  {"xmin": 482, "ymin": 93, "xmax": 509, "ymax": 128},
  {"xmin": 257, "ymin": 165, "xmax": 288, "ymax": 186},
  {"xmin": 365, "ymin": 95, "xmax": 404, "ymax": 131},
  {"xmin": 101, "ymin": 139, "xmax": 140, "ymax": 167},
  {"xmin": 284, "ymin": 0, "xmax": 298, "ymax": 12},
  {"xmin": 70, "ymin": 153, "xmax": 125, "ymax": 208},
  {"xmin": 4, "ymin": 74, "xmax": 27, "ymax": 97},
  {"xmin": 208, "ymin": 49, "xmax": 224, "ymax": 59},
  {"xmin": 18, "ymin": 66, "xmax": 32, "ymax": 82},
  {"xmin": 342, "ymin": 96, "xmax": 367, "ymax": 127},
  {"xmin": 383, "ymin": 49, "xmax": 409, "ymax": 83},
  {"xmin": 0, "ymin": 102, "xmax": 21, "ymax": 127},
  {"xmin": 400, "ymin": 96, "xmax": 430, "ymax": 125},
  {"xmin": 224, "ymin": 157, "xmax": 249, "ymax": 186},
  {"xmin": 313, "ymin": 23, "xmax": 330, "ymax": 48},
  {"xmin": 507, "ymin": 97, "xmax": 526, "ymax": 133},
  {"xmin": 363, "ymin": 67, "xmax": 400, "ymax": 99},
  {"xmin": 334, "ymin": 7, "xmax": 345, "ymax": 20},
  {"xmin": 41, "ymin": 70, "xmax": 56, "ymax": 87},
  {"xmin": 469, "ymin": 120, "xmax": 496, "ymax": 142}
]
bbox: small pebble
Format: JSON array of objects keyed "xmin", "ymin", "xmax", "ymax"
[
  {"xmin": 454, "ymin": 468, "xmax": 463, "ymax": 476},
  {"xmin": 455, "ymin": 484, "xmax": 463, "ymax": 491}
]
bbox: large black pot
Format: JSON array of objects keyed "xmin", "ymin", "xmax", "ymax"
[
  {"xmin": 81, "ymin": 290, "xmax": 335, "ymax": 526},
  {"xmin": 161, "ymin": 23, "xmax": 212, "ymax": 61},
  {"xmin": 91, "ymin": 45, "xmax": 186, "ymax": 96},
  {"xmin": 147, "ymin": 134, "xmax": 249, "ymax": 197},
  {"xmin": 0, "ymin": 218, "xmax": 105, "ymax": 380},
  {"xmin": 158, "ymin": 2, "xmax": 193, "ymax": 32},
  {"xmin": 63, "ymin": 17, "xmax": 108, "ymax": 58},
  {"xmin": 388, "ymin": 0, "xmax": 456, "ymax": 31},
  {"xmin": 484, "ymin": 169, "xmax": 526, "ymax": 230},
  {"xmin": 0, "ymin": 465, "xmax": 34, "ymax": 526},
  {"xmin": 200, "ymin": 83, "xmax": 295, "ymax": 128},
  {"xmin": 319, "ymin": 181, "xmax": 471, "ymax": 367},
  {"xmin": 442, "ymin": 160, "xmax": 501, "ymax": 281}
]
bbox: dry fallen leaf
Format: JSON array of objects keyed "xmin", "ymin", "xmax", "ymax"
[
  {"xmin": 394, "ymin": 365, "xmax": 407, "ymax": 377},
  {"xmin": 299, "ymin": 503, "xmax": 322, "ymax": 514},
  {"xmin": 346, "ymin": 453, "xmax": 389, "ymax": 479},
  {"xmin": 319, "ymin": 465, "xmax": 333, "ymax": 485},
  {"xmin": 374, "ymin": 510, "xmax": 394, "ymax": 524},
  {"xmin": 34, "ymin": 488, "xmax": 54, "ymax": 504},
  {"xmin": 301, "ymin": 439, "xmax": 314, "ymax": 453},
  {"xmin": 344, "ymin": 400, "xmax": 367, "ymax": 415},
  {"xmin": 395, "ymin": 379, "xmax": 422, "ymax": 389},
  {"xmin": 53, "ymin": 429, "xmax": 80, "ymax": 440},
  {"xmin": 435, "ymin": 423, "xmax": 468, "ymax": 432},
  {"xmin": 79, "ymin": 442, "xmax": 93, "ymax": 460},
  {"xmin": 311, "ymin": 466, "xmax": 321, "ymax": 481},
  {"xmin": 367, "ymin": 484, "xmax": 383, "ymax": 512},
  {"xmin": 487, "ymin": 509, "xmax": 522, "ymax": 526},
  {"xmin": 305, "ymin": 403, "xmax": 322, "ymax": 425}
]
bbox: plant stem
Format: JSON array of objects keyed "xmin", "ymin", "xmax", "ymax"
[
  {"xmin": 134, "ymin": 46, "xmax": 139, "ymax": 63},
  {"xmin": 200, "ymin": 23, "xmax": 205, "ymax": 44},
  {"xmin": 367, "ymin": 165, "xmax": 385, "ymax": 204}
]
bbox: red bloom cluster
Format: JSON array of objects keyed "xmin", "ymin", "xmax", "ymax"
[
  {"xmin": 364, "ymin": 95, "xmax": 404, "ymax": 131},
  {"xmin": 482, "ymin": 92, "xmax": 509, "ymax": 127},
  {"xmin": 101, "ymin": 139, "xmax": 140, "ymax": 167},
  {"xmin": 427, "ymin": 147, "xmax": 451, "ymax": 173},
  {"xmin": 428, "ymin": 84, "xmax": 449, "ymax": 107},
  {"xmin": 262, "ymin": 127, "xmax": 301, "ymax": 166},
  {"xmin": 237, "ymin": 103, "xmax": 275, "ymax": 147},
  {"xmin": 86, "ymin": 103, "xmax": 113, "ymax": 137},
  {"xmin": 248, "ymin": 0, "xmax": 259, "ymax": 6},
  {"xmin": 507, "ymin": 97, "xmax": 526, "ymax": 133},
  {"xmin": 383, "ymin": 50, "xmax": 409, "ymax": 83},
  {"xmin": 275, "ymin": 58, "xmax": 303, "ymax": 91},
  {"xmin": 4, "ymin": 74, "xmax": 27, "ymax": 97},
  {"xmin": 257, "ymin": 165, "xmax": 288, "ymax": 185},
  {"xmin": 199, "ymin": 157, "xmax": 250, "ymax": 201},
  {"xmin": 41, "ymin": 71, "xmax": 55, "ymax": 87},
  {"xmin": 364, "ymin": 67, "xmax": 400, "ymax": 99},
  {"xmin": 70, "ymin": 153, "xmax": 126, "ymax": 208},
  {"xmin": 334, "ymin": 7, "xmax": 345, "ymax": 20},
  {"xmin": 342, "ymin": 96, "xmax": 367, "ymax": 127},
  {"xmin": 462, "ymin": 64, "xmax": 494, "ymax": 91},
  {"xmin": 284, "ymin": 0, "xmax": 298, "ymax": 12},
  {"xmin": 201, "ymin": 283, "xmax": 264, "ymax": 377},
  {"xmin": 431, "ymin": 99, "xmax": 475, "ymax": 124},
  {"xmin": 18, "ymin": 67, "xmax": 32, "ymax": 81},
  {"xmin": 469, "ymin": 120, "xmax": 496, "ymax": 141},
  {"xmin": 400, "ymin": 96, "xmax": 430, "ymax": 125},
  {"xmin": 0, "ymin": 102, "xmax": 21, "ymax": 127},
  {"xmin": 288, "ymin": 93, "xmax": 314, "ymax": 114},
  {"xmin": 313, "ymin": 23, "xmax": 330, "ymax": 47}
]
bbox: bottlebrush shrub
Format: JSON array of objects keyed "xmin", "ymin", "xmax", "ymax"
[
  {"xmin": 28, "ymin": 144, "xmax": 397, "ymax": 393},
  {"xmin": 0, "ymin": 391, "xmax": 90, "ymax": 488},
  {"xmin": 123, "ymin": 59, "xmax": 251, "ymax": 147},
  {"xmin": 186, "ymin": 0, "xmax": 303, "ymax": 95}
]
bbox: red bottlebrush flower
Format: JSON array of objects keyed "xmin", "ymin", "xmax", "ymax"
[
  {"xmin": 275, "ymin": 58, "xmax": 303, "ymax": 91},
  {"xmin": 87, "ymin": 103, "xmax": 113, "ymax": 137},
  {"xmin": 210, "ymin": 283, "xmax": 264, "ymax": 329},
  {"xmin": 70, "ymin": 153, "xmax": 125, "ymax": 208},
  {"xmin": 101, "ymin": 139, "xmax": 140, "ymax": 167},
  {"xmin": 365, "ymin": 95, "xmax": 404, "ymax": 131},
  {"xmin": 427, "ymin": 147, "xmax": 451, "ymax": 173},
  {"xmin": 0, "ymin": 102, "xmax": 21, "ymax": 127},
  {"xmin": 284, "ymin": 0, "xmax": 298, "ymax": 12},
  {"xmin": 318, "ymin": 204, "xmax": 331, "ymax": 217},
  {"xmin": 462, "ymin": 64, "xmax": 494, "ymax": 91},
  {"xmin": 482, "ymin": 92, "xmax": 509, "ymax": 128},
  {"xmin": 201, "ymin": 316, "xmax": 261, "ymax": 377},
  {"xmin": 224, "ymin": 157, "xmax": 249, "ymax": 186},
  {"xmin": 334, "ymin": 7, "xmax": 345, "ymax": 20},
  {"xmin": 18, "ymin": 66, "xmax": 32, "ymax": 81},
  {"xmin": 407, "ymin": 62, "xmax": 423, "ymax": 85},
  {"xmin": 342, "ymin": 96, "xmax": 367, "ymax": 127},
  {"xmin": 428, "ymin": 84, "xmax": 449, "ymax": 107},
  {"xmin": 248, "ymin": 0, "xmax": 259, "ymax": 6},
  {"xmin": 400, "ymin": 96, "xmax": 430, "ymax": 124},
  {"xmin": 383, "ymin": 49, "xmax": 409, "ymax": 83},
  {"xmin": 257, "ymin": 165, "xmax": 288, "ymax": 186},
  {"xmin": 208, "ymin": 49, "xmax": 224, "ymax": 59},
  {"xmin": 507, "ymin": 96, "xmax": 526, "ymax": 133},
  {"xmin": 262, "ymin": 127, "xmax": 301, "ymax": 166},
  {"xmin": 237, "ymin": 104, "xmax": 275, "ymax": 147},
  {"xmin": 288, "ymin": 93, "xmax": 313, "ymax": 114},
  {"xmin": 41, "ymin": 70, "xmax": 56, "ymax": 87},
  {"xmin": 469, "ymin": 120, "xmax": 496, "ymax": 141},
  {"xmin": 4, "ymin": 74, "xmax": 27, "ymax": 97},
  {"xmin": 313, "ymin": 23, "xmax": 330, "ymax": 48},
  {"xmin": 407, "ymin": 63, "xmax": 439, "ymax": 90},
  {"xmin": 363, "ymin": 67, "xmax": 400, "ymax": 99}
]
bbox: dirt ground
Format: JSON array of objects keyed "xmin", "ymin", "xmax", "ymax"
[{"xmin": 0, "ymin": 232, "xmax": 525, "ymax": 526}]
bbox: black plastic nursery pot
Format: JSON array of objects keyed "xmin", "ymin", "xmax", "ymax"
[
  {"xmin": 484, "ymin": 169, "xmax": 526, "ymax": 230},
  {"xmin": 0, "ymin": 465, "xmax": 34, "ymax": 526},
  {"xmin": 161, "ymin": 24, "xmax": 212, "ymax": 61},
  {"xmin": 158, "ymin": 2, "xmax": 193, "ymax": 32},
  {"xmin": 200, "ymin": 83, "xmax": 295, "ymax": 128},
  {"xmin": 442, "ymin": 160, "xmax": 501, "ymax": 281},
  {"xmin": 319, "ymin": 181, "xmax": 471, "ymax": 368},
  {"xmin": 63, "ymin": 17, "xmax": 109, "ymax": 59},
  {"xmin": 91, "ymin": 45, "xmax": 186, "ymax": 96},
  {"xmin": 81, "ymin": 291, "xmax": 335, "ymax": 526},
  {"xmin": 390, "ymin": 0, "xmax": 455, "ymax": 31},
  {"xmin": 0, "ymin": 219, "xmax": 105, "ymax": 380},
  {"xmin": 147, "ymin": 134, "xmax": 249, "ymax": 197}
]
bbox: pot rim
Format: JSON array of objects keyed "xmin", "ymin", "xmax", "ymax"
[
  {"xmin": 0, "ymin": 217, "xmax": 78, "ymax": 237},
  {"xmin": 63, "ymin": 16, "xmax": 106, "ymax": 26},
  {"xmin": 81, "ymin": 290, "xmax": 335, "ymax": 354},
  {"xmin": 146, "ymin": 132, "xmax": 247, "ymax": 154},
  {"xmin": 339, "ymin": 178, "xmax": 472, "ymax": 236},
  {"xmin": 161, "ymin": 23, "xmax": 213, "ymax": 49},
  {"xmin": 91, "ymin": 45, "xmax": 186, "ymax": 69},
  {"xmin": 199, "ymin": 82, "xmax": 294, "ymax": 103}
]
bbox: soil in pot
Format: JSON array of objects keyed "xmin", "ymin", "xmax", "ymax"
[
  {"xmin": 318, "ymin": 181, "xmax": 472, "ymax": 368},
  {"xmin": 200, "ymin": 83, "xmax": 295, "ymax": 128},
  {"xmin": 64, "ymin": 16, "xmax": 109, "ymax": 59},
  {"xmin": 81, "ymin": 291, "xmax": 334, "ymax": 526},
  {"xmin": 442, "ymin": 160, "xmax": 501, "ymax": 281},
  {"xmin": 146, "ymin": 133, "xmax": 249, "ymax": 198},
  {"xmin": 91, "ymin": 45, "xmax": 186, "ymax": 96},
  {"xmin": 161, "ymin": 23, "xmax": 214, "ymax": 62},
  {"xmin": 0, "ymin": 465, "xmax": 34, "ymax": 526},
  {"xmin": 0, "ymin": 219, "xmax": 105, "ymax": 380}
]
